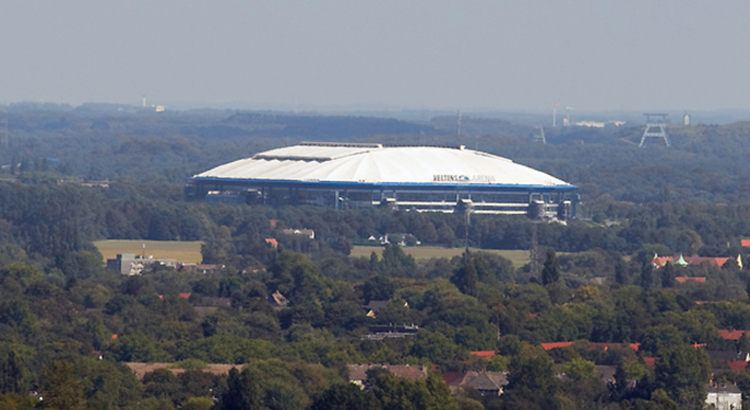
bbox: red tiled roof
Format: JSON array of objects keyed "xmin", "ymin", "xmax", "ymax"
[
  {"xmin": 653, "ymin": 255, "xmax": 732, "ymax": 269},
  {"xmin": 683, "ymin": 257, "xmax": 729, "ymax": 267},
  {"xmin": 674, "ymin": 276, "xmax": 706, "ymax": 283},
  {"xmin": 643, "ymin": 357, "xmax": 655, "ymax": 368},
  {"xmin": 528, "ymin": 313, "xmax": 538, "ymax": 318},
  {"xmin": 718, "ymin": 330, "xmax": 750, "ymax": 340},
  {"xmin": 179, "ymin": 293, "xmax": 192, "ymax": 299},
  {"xmin": 470, "ymin": 351, "xmax": 496, "ymax": 359},
  {"xmin": 541, "ymin": 342, "xmax": 574, "ymax": 350},
  {"xmin": 441, "ymin": 371, "xmax": 464, "ymax": 385},
  {"xmin": 652, "ymin": 256, "xmax": 675, "ymax": 268},
  {"xmin": 265, "ymin": 238, "xmax": 278, "ymax": 248},
  {"xmin": 599, "ymin": 343, "xmax": 640, "ymax": 351},
  {"xmin": 742, "ymin": 239, "xmax": 750, "ymax": 247},
  {"xmin": 540, "ymin": 341, "xmax": 639, "ymax": 351},
  {"xmin": 728, "ymin": 361, "xmax": 747, "ymax": 371}
]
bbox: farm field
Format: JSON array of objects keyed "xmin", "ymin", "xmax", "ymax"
[
  {"xmin": 351, "ymin": 246, "xmax": 530, "ymax": 267},
  {"xmin": 93, "ymin": 240, "xmax": 203, "ymax": 264}
]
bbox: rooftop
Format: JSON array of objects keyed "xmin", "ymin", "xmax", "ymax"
[{"xmin": 194, "ymin": 143, "xmax": 572, "ymax": 188}]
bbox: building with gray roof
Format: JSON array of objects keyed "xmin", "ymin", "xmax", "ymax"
[{"xmin": 187, "ymin": 142, "xmax": 578, "ymax": 218}]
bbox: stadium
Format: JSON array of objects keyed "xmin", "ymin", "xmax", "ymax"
[{"xmin": 186, "ymin": 142, "xmax": 579, "ymax": 218}]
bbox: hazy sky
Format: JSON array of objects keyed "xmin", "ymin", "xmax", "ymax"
[{"xmin": 1, "ymin": 1, "xmax": 749, "ymax": 111}]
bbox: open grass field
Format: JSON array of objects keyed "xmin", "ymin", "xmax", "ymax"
[
  {"xmin": 93, "ymin": 240, "xmax": 203, "ymax": 264},
  {"xmin": 351, "ymin": 246, "xmax": 530, "ymax": 268}
]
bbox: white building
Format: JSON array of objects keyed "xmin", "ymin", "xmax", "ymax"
[
  {"xmin": 188, "ymin": 142, "xmax": 579, "ymax": 218},
  {"xmin": 706, "ymin": 384, "xmax": 742, "ymax": 410}
]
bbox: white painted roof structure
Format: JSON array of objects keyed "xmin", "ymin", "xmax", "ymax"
[{"xmin": 194, "ymin": 142, "xmax": 572, "ymax": 187}]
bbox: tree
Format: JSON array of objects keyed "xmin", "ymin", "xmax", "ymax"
[
  {"xmin": 363, "ymin": 276, "xmax": 396, "ymax": 302},
  {"xmin": 39, "ymin": 361, "xmax": 85, "ymax": 410},
  {"xmin": 502, "ymin": 353, "xmax": 558, "ymax": 410},
  {"xmin": 640, "ymin": 261, "xmax": 653, "ymax": 291},
  {"xmin": 380, "ymin": 244, "xmax": 417, "ymax": 277},
  {"xmin": 309, "ymin": 383, "xmax": 379, "ymax": 410},
  {"xmin": 562, "ymin": 358, "xmax": 597, "ymax": 381},
  {"xmin": 653, "ymin": 344, "xmax": 710, "ymax": 409},
  {"xmin": 639, "ymin": 325, "xmax": 687, "ymax": 356},
  {"xmin": 216, "ymin": 367, "xmax": 261, "ymax": 410},
  {"xmin": 660, "ymin": 262, "xmax": 674, "ymax": 288},
  {"xmin": 451, "ymin": 254, "xmax": 478, "ymax": 296},
  {"xmin": 738, "ymin": 333, "xmax": 750, "ymax": 354},
  {"xmin": 142, "ymin": 369, "xmax": 181, "ymax": 402},
  {"xmin": 541, "ymin": 248, "xmax": 560, "ymax": 285},
  {"xmin": 614, "ymin": 255, "xmax": 628, "ymax": 285},
  {"xmin": 560, "ymin": 358, "xmax": 607, "ymax": 410},
  {"xmin": 0, "ymin": 351, "xmax": 24, "ymax": 394},
  {"xmin": 369, "ymin": 370, "xmax": 457, "ymax": 410}
]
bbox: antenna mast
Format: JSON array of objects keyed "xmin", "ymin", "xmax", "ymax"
[
  {"xmin": 1, "ymin": 106, "xmax": 7, "ymax": 150},
  {"xmin": 552, "ymin": 102, "xmax": 560, "ymax": 127},
  {"xmin": 530, "ymin": 224, "xmax": 540, "ymax": 279},
  {"xmin": 564, "ymin": 106, "xmax": 574, "ymax": 126},
  {"xmin": 456, "ymin": 110, "xmax": 462, "ymax": 137}
]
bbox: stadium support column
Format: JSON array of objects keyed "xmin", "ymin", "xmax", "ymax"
[{"xmin": 334, "ymin": 190, "xmax": 339, "ymax": 210}]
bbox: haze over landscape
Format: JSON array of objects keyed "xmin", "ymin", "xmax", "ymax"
[
  {"xmin": 2, "ymin": 0, "xmax": 750, "ymax": 112},
  {"xmin": 5, "ymin": 2, "xmax": 750, "ymax": 410}
]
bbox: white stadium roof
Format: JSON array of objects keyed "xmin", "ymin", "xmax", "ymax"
[{"xmin": 194, "ymin": 142, "xmax": 572, "ymax": 187}]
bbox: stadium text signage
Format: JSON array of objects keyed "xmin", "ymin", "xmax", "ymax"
[{"xmin": 432, "ymin": 175, "xmax": 496, "ymax": 183}]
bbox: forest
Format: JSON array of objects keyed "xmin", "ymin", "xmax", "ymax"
[{"xmin": 1, "ymin": 104, "xmax": 750, "ymax": 409}]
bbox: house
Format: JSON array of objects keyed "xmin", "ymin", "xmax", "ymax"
[
  {"xmin": 362, "ymin": 300, "xmax": 389, "ymax": 318},
  {"xmin": 159, "ymin": 293, "xmax": 192, "ymax": 300},
  {"xmin": 706, "ymin": 384, "xmax": 742, "ymax": 410},
  {"xmin": 179, "ymin": 263, "xmax": 224, "ymax": 274},
  {"xmin": 281, "ymin": 228, "xmax": 315, "ymax": 239},
  {"xmin": 685, "ymin": 256, "xmax": 735, "ymax": 268},
  {"xmin": 362, "ymin": 324, "xmax": 419, "ymax": 340},
  {"xmin": 718, "ymin": 330, "xmax": 750, "ymax": 340},
  {"xmin": 595, "ymin": 365, "xmax": 617, "ymax": 383},
  {"xmin": 651, "ymin": 254, "xmax": 741, "ymax": 270},
  {"xmin": 125, "ymin": 363, "xmax": 244, "ymax": 380},
  {"xmin": 674, "ymin": 276, "xmax": 706, "ymax": 283},
  {"xmin": 265, "ymin": 238, "xmax": 278, "ymax": 249},
  {"xmin": 652, "ymin": 254, "xmax": 683, "ymax": 269},
  {"xmin": 269, "ymin": 290, "xmax": 289, "ymax": 307},
  {"xmin": 347, "ymin": 364, "xmax": 428, "ymax": 387},
  {"xmin": 539, "ymin": 341, "xmax": 640, "ymax": 352},
  {"xmin": 441, "ymin": 371, "xmax": 508, "ymax": 396},
  {"xmin": 469, "ymin": 351, "xmax": 497, "ymax": 359},
  {"xmin": 201, "ymin": 297, "xmax": 232, "ymax": 308},
  {"xmin": 106, "ymin": 254, "xmax": 178, "ymax": 275}
]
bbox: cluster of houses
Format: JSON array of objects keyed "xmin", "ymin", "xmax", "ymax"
[
  {"xmin": 651, "ymin": 254, "xmax": 742, "ymax": 270},
  {"xmin": 106, "ymin": 253, "xmax": 223, "ymax": 276},
  {"xmin": 116, "ymin": 354, "xmax": 748, "ymax": 409},
  {"xmin": 115, "ymin": 306, "xmax": 750, "ymax": 410},
  {"xmin": 527, "ymin": 331, "xmax": 750, "ymax": 410}
]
